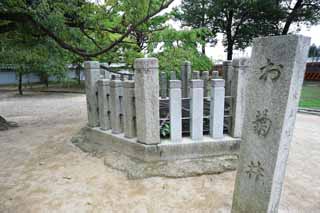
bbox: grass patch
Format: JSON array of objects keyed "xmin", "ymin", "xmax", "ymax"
[{"xmin": 299, "ymin": 82, "xmax": 320, "ymax": 109}]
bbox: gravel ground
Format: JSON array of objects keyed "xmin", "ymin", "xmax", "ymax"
[{"xmin": 0, "ymin": 91, "xmax": 319, "ymax": 213}]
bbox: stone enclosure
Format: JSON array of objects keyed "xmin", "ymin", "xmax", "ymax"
[
  {"xmin": 75, "ymin": 53, "xmax": 250, "ymax": 179},
  {"xmin": 73, "ymin": 35, "xmax": 310, "ymax": 212}
]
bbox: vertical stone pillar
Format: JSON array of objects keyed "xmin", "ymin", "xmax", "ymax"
[
  {"xmin": 232, "ymin": 35, "xmax": 310, "ymax": 213},
  {"xmin": 201, "ymin": 71, "xmax": 209, "ymax": 97},
  {"xmin": 223, "ymin": 61, "xmax": 233, "ymax": 96},
  {"xmin": 160, "ymin": 71, "xmax": 167, "ymax": 98},
  {"xmin": 209, "ymin": 79, "xmax": 225, "ymax": 139},
  {"xmin": 212, "ymin": 71, "xmax": 219, "ymax": 79},
  {"xmin": 84, "ymin": 61, "xmax": 100, "ymax": 127},
  {"xmin": 169, "ymin": 80, "xmax": 182, "ymax": 142},
  {"xmin": 110, "ymin": 79, "xmax": 123, "ymax": 134},
  {"xmin": 134, "ymin": 58, "xmax": 160, "ymax": 145},
  {"xmin": 123, "ymin": 80, "xmax": 136, "ymax": 138},
  {"xmin": 190, "ymin": 80, "xmax": 204, "ymax": 140},
  {"xmin": 98, "ymin": 79, "xmax": 111, "ymax": 130},
  {"xmin": 100, "ymin": 62, "xmax": 110, "ymax": 79},
  {"xmin": 192, "ymin": 71, "xmax": 200, "ymax": 79},
  {"xmin": 230, "ymin": 58, "xmax": 249, "ymax": 138},
  {"xmin": 181, "ymin": 61, "xmax": 191, "ymax": 98},
  {"xmin": 170, "ymin": 71, "xmax": 176, "ymax": 80}
]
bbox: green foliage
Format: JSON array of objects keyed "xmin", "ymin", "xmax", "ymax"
[
  {"xmin": 160, "ymin": 122, "xmax": 170, "ymax": 137},
  {"xmin": 150, "ymin": 28, "xmax": 213, "ymax": 74},
  {"xmin": 153, "ymin": 46, "xmax": 213, "ymax": 74}
]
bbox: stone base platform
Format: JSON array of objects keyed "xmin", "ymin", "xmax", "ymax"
[{"xmin": 72, "ymin": 126, "xmax": 240, "ymax": 179}]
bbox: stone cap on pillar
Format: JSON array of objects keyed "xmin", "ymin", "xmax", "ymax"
[
  {"xmin": 169, "ymin": 80, "xmax": 181, "ymax": 89},
  {"xmin": 211, "ymin": 79, "xmax": 225, "ymax": 87},
  {"xmin": 181, "ymin": 60, "xmax": 191, "ymax": 67},
  {"xmin": 110, "ymin": 79, "xmax": 123, "ymax": 87},
  {"xmin": 134, "ymin": 58, "xmax": 158, "ymax": 71},
  {"xmin": 212, "ymin": 71, "xmax": 219, "ymax": 79},
  {"xmin": 123, "ymin": 80, "xmax": 135, "ymax": 88},
  {"xmin": 98, "ymin": 79, "xmax": 110, "ymax": 86},
  {"xmin": 190, "ymin": 79, "xmax": 204, "ymax": 88},
  {"xmin": 84, "ymin": 61, "xmax": 100, "ymax": 69},
  {"xmin": 202, "ymin": 71, "xmax": 209, "ymax": 77}
]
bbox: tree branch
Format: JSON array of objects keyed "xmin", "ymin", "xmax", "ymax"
[{"xmin": 0, "ymin": 0, "xmax": 174, "ymax": 58}]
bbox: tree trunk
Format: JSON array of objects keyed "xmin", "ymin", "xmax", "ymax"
[
  {"xmin": 202, "ymin": 44, "xmax": 206, "ymax": 55},
  {"xmin": 282, "ymin": 0, "xmax": 303, "ymax": 35},
  {"xmin": 227, "ymin": 42, "xmax": 233, "ymax": 60},
  {"xmin": 226, "ymin": 10, "xmax": 234, "ymax": 60},
  {"xmin": 18, "ymin": 72, "xmax": 23, "ymax": 95}
]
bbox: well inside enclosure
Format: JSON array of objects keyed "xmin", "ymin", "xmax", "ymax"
[{"xmin": 73, "ymin": 58, "xmax": 249, "ymax": 178}]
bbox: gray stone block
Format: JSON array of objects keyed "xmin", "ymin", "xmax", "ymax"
[
  {"xmin": 84, "ymin": 61, "xmax": 100, "ymax": 127},
  {"xmin": 181, "ymin": 61, "xmax": 191, "ymax": 98},
  {"xmin": 110, "ymin": 79, "xmax": 123, "ymax": 134},
  {"xmin": 169, "ymin": 80, "xmax": 182, "ymax": 142},
  {"xmin": 123, "ymin": 80, "xmax": 136, "ymax": 138},
  {"xmin": 190, "ymin": 79, "xmax": 204, "ymax": 140},
  {"xmin": 134, "ymin": 58, "xmax": 160, "ymax": 145},
  {"xmin": 232, "ymin": 35, "xmax": 310, "ymax": 213},
  {"xmin": 210, "ymin": 79, "xmax": 225, "ymax": 139},
  {"xmin": 98, "ymin": 79, "xmax": 111, "ymax": 130}
]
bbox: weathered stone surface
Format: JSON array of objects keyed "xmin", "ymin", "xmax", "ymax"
[
  {"xmin": 232, "ymin": 35, "xmax": 310, "ymax": 213},
  {"xmin": 192, "ymin": 71, "xmax": 200, "ymax": 79},
  {"xmin": 210, "ymin": 79, "xmax": 225, "ymax": 139},
  {"xmin": 134, "ymin": 58, "xmax": 160, "ymax": 145},
  {"xmin": 100, "ymin": 62, "xmax": 110, "ymax": 79},
  {"xmin": 123, "ymin": 80, "xmax": 136, "ymax": 138},
  {"xmin": 169, "ymin": 80, "xmax": 182, "ymax": 142},
  {"xmin": 190, "ymin": 79, "xmax": 204, "ymax": 140},
  {"xmin": 212, "ymin": 71, "xmax": 219, "ymax": 79},
  {"xmin": 73, "ymin": 127, "xmax": 240, "ymax": 179},
  {"xmin": 160, "ymin": 72, "xmax": 167, "ymax": 98},
  {"xmin": 230, "ymin": 58, "xmax": 249, "ymax": 138},
  {"xmin": 98, "ymin": 79, "xmax": 111, "ymax": 130},
  {"xmin": 170, "ymin": 71, "xmax": 176, "ymax": 80},
  {"xmin": 84, "ymin": 61, "xmax": 100, "ymax": 127},
  {"xmin": 181, "ymin": 61, "xmax": 191, "ymax": 98},
  {"xmin": 223, "ymin": 61, "xmax": 233, "ymax": 96},
  {"xmin": 201, "ymin": 71, "xmax": 209, "ymax": 97},
  {"xmin": 110, "ymin": 79, "xmax": 123, "ymax": 134}
]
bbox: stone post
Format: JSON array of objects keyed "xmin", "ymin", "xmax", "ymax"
[
  {"xmin": 230, "ymin": 58, "xmax": 249, "ymax": 138},
  {"xmin": 100, "ymin": 62, "xmax": 110, "ymax": 79},
  {"xmin": 232, "ymin": 35, "xmax": 310, "ymax": 213},
  {"xmin": 190, "ymin": 80, "xmax": 204, "ymax": 140},
  {"xmin": 110, "ymin": 79, "xmax": 123, "ymax": 134},
  {"xmin": 181, "ymin": 61, "xmax": 191, "ymax": 98},
  {"xmin": 170, "ymin": 71, "xmax": 176, "ymax": 80},
  {"xmin": 212, "ymin": 71, "xmax": 219, "ymax": 79},
  {"xmin": 134, "ymin": 58, "xmax": 160, "ymax": 145},
  {"xmin": 98, "ymin": 79, "xmax": 111, "ymax": 130},
  {"xmin": 209, "ymin": 79, "xmax": 225, "ymax": 139},
  {"xmin": 192, "ymin": 71, "xmax": 200, "ymax": 79},
  {"xmin": 223, "ymin": 61, "xmax": 233, "ymax": 96},
  {"xmin": 160, "ymin": 71, "xmax": 167, "ymax": 98},
  {"xmin": 123, "ymin": 80, "xmax": 136, "ymax": 138},
  {"xmin": 169, "ymin": 80, "xmax": 182, "ymax": 142},
  {"xmin": 201, "ymin": 71, "xmax": 209, "ymax": 97},
  {"xmin": 84, "ymin": 61, "xmax": 100, "ymax": 127}
]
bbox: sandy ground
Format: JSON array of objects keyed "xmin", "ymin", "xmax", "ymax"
[{"xmin": 0, "ymin": 91, "xmax": 319, "ymax": 213}]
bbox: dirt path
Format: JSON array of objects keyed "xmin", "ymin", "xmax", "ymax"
[{"xmin": 0, "ymin": 91, "xmax": 319, "ymax": 213}]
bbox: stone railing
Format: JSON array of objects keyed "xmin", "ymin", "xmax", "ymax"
[{"xmin": 84, "ymin": 57, "xmax": 249, "ymax": 145}]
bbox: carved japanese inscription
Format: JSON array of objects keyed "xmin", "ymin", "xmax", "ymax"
[
  {"xmin": 259, "ymin": 58, "xmax": 283, "ymax": 81},
  {"xmin": 252, "ymin": 109, "xmax": 272, "ymax": 137},
  {"xmin": 245, "ymin": 161, "xmax": 265, "ymax": 182}
]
